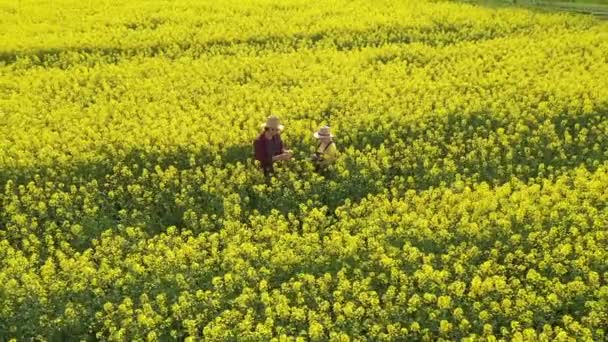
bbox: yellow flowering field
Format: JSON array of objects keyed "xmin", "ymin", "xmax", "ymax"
[{"xmin": 1, "ymin": 0, "xmax": 607, "ymax": 340}]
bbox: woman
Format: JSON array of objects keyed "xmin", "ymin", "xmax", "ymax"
[
  {"xmin": 311, "ymin": 125, "xmax": 338, "ymax": 172},
  {"xmin": 253, "ymin": 115, "xmax": 293, "ymax": 177}
]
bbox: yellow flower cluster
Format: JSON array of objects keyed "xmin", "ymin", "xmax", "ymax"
[{"xmin": 1, "ymin": 0, "xmax": 607, "ymax": 340}]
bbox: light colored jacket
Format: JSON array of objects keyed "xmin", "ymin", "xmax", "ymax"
[{"xmin": 316, "ymin": 142, "xmax": 338, "ymax": 167}]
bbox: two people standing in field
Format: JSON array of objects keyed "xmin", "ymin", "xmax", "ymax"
[{"xmin": 253, "ymin": 115, "xmax": 338, "ymax": 177}]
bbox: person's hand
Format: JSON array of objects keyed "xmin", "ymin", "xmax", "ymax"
[
  {"xmin": 273, "ymin": 152, "xmax": 290, "ymax": 161},
  {"xmin": 277, "ymin": 150, "xmax": 292, "ymax": 161},
  {"xmin": 281, "ymin": 152, "xmax": 293, "ymax": 161}
]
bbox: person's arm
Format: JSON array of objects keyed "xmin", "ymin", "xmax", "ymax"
[
  {"xmin": 274, "ymin": 135, "xmax": 292, "ymax": 160},
  {"xmin": 272, "ymin": 151, "xmax": 292, "ymax": 161}
]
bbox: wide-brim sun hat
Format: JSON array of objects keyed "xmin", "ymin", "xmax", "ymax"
[
  {"xmin": 260, "ymin": 115, "xmax": 284, "ymax": 131},
  {"xmin": 314, "ymin": 125, "xmax": 334, "ymax": 138}
]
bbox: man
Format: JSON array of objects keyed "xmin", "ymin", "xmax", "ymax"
[{"xmin": 253, "ymin": 115, "xmax": 293, "ymax": 177}]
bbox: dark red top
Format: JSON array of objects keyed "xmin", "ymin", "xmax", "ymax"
[{"xmin": 253, "ymin": 132, "xmax": 284, "ymax": 172}]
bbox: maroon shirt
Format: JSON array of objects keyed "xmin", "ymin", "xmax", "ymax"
[{"xmin": 253, "ymin": 132, "xmax": 284, "ymax": 173}]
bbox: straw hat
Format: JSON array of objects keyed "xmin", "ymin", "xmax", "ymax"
[
  {"xmin": 314, "ymin": 126, "xmax": 334, "ymax": 138},
  {"xmin": 260, "ymin": 115, "xmax": 284, "ymax": 131}
]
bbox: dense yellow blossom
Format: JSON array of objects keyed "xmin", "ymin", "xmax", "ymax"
[{"xmin": 1, "ymin": 0, "xmax": 607, "ymax": 340}]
